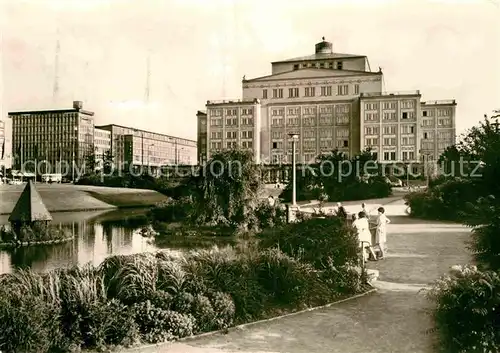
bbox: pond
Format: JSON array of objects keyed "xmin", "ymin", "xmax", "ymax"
[{"xmin": 0, "ymin": 208, "xmax": 235, "ymax": 275}]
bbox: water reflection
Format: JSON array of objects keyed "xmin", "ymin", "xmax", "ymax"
[{"xmin": 0, "ymin": 209, "xmax": 158, "ymax": 275}]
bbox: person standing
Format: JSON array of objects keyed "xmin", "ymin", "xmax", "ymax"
[
  {"xmin": 352, "ymin": 211, "xmax": 376, "ymax": 261},
  {"xmin": 336, "ymin": 202, "xmax": 347, "ymax": 220},
  {"xmin": 361, "ymin": 202, "xmax": 370, "ymax": 221},
  {"xmin": 375, "ymin": 207, "xmax": 391, "ymax": 259}
]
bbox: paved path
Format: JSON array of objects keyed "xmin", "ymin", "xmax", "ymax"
[{"xmin": 129, "ymin": 198, "xmax": 471, "ymax": 353}]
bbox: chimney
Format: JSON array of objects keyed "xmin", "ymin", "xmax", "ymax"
[{"xmin": 73, "ymin": 101, "xmax": 83, "ymax": 111}]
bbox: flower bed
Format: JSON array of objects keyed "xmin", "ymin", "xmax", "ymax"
[{"xmin": 0, "ymin": 217, "xmax": 367, "ymax": 353}]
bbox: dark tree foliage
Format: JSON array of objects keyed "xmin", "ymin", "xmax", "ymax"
[{"xmin": 280, "ymin": 148, "xmax": 391, "ymax": 202}]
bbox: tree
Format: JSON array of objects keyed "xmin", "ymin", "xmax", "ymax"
[
  {"xmin": 191, "ymin": 149, "xmax": 262, "ymax": 231},
  {"xmin": 103, "ymin": 150, "xmax": 114, "ymax": 175},
  {"xmin": 85, "ymin": 148, "xmax": 97, "ymax": 173}
]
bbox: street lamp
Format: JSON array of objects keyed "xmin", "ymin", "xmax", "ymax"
[{"xmin": 288, "ymin": 133, "xmax": 299, "ymax": 207}]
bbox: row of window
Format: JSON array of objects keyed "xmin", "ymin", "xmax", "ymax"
[
  {"xmin": 263, "ymin": 85, "xmax": 359, "ymax": 100},
  {"xmin": 210, "ymin": 131, "xmax": 254, "ymax": 139},
  {"xmin": 271, "ymin": 139, "xmax": 349, "ymax": 150},
  {"xmin": 210, "ymin": 117, "xmax": 254, "ymax": 126},
  {"xmin": 271, "ymin": 115, "xmax": 349, "ymax": 127},
  {"xmin": 292, "ymin": 61, "xmax": 344, "ymax": 70},
  {"xmin": 271, "ymin": 129, "xmax": 350, "ymax": 139},
  {"xmin": 210, "ymin": 141, "xmax": 254, "ymax": 150},
  {"xmin": 365, "ymin": 100, "xmax": 416, "ymax": 111},
  {"xmin": 421, "ymin": 141, "xmax": 452, "ymax": 150},
  {"xmin": 272, "ymin": 105, "xmax": 350, "ymax": 116},
  {"xmin": 209, "ymin": 108, "xmax": 254, "ymax": 116},
  {"xmin": 365, "ymin": 111, "xmax": 416, "ymax": 121}
]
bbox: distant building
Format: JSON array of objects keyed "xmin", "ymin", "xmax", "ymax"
[
  {"xmin": 0, "ymin": 119, "xmax": 6, "ymax": 172},
  {"xmin": 94, "ymin": 128, "xmax": 111, "ymax": 170},
  {"xmin": 9, "ymin": 101, "xmax": 95, "ymax": 174},
  {"xmin": 95, "ymin": 124, "xmax": 197, "ymax": 169},
  {"xmin": 203, "ymin": 98, "xmax": 261, "ymax": 163},
  {"xmin": 198, "ymin": 37, "xmax": 457, "ymax": 166}
]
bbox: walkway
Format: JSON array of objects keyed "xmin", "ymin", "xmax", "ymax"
[{"xmin": 129, "ymin": 198, "xmax": 472, "ymax": 353}]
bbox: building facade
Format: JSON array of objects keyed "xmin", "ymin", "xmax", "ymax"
[
  {"xmin": 96, "ymin": 124, "xmax": 197, "ymax": 169},
  {"xmin": 202, "ymin": 99, "xmax": 261, "ymax": 163},
  {"xmin": 94, "ymin": 128, "xmax": 111, "ymax": 170},
  {"xmin": 9, "ymin": 101, "xmax": 95, "ymax": 174},
  {"xmin": 198, "ymin": 38, "xmax": 457, "ymax": 166}
]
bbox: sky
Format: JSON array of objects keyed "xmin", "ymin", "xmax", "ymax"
[{"xmin": 1, "ymin": 0, "xmax": 499, "ymax": 142}]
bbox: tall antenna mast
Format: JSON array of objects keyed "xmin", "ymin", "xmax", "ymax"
[{"xmin": 53, "ymin": 27, "xmax": 61, "ymax": 105}]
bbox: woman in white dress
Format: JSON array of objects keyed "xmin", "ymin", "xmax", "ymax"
[
  {"xmin": 375, "ymin": 207, "xmax": 391, "ymax": 259},
  {"xmin": 352, "ymin": 211, "xmax": 376, "ymax": 261}
]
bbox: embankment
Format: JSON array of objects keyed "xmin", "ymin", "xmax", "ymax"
[{"xmin": 0, "ymin": 184, "xmax": 168, "ymax": 215}]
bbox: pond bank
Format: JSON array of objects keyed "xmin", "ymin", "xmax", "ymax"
[{"xmin": 0, "ymin": 184, "xmax": 168, "ymax": 215}]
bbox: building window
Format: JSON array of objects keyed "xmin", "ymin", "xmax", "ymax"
[
  {"xmin": 320, "ymin": 86, "xmax": 332, "ymax": 96},
  {"xmin": 272, "ymin": 88, "xmax": 283, "ymax": 99},
  {"xmin": 293, "ymin": 64, "xmax": 299, "ymax": 70},
  {"xmin": 337, "ymin": 85, "xmax": 348, "ymax": 96},
  {"xmin": 424, "ymin": 132, "xmax": 428, "ymax": 139},
  {"xmin": 354, "ymin": 84, "xmax": 359, "ymax": 95},
  {"xmin": 288, "ymin": 87, "xmax": 299, "ymax": 98},
  {"xmin": 272, "ymin": 142, "xmax": 278, "ymax": 149},
  {"xmin": 402, "ymin": 112, "xmax": 408, "ymax": 119},
  {"xmin": 336, "ymin": 62, "xmax": 343, "ymax": 70},
  {"xmin": 262, "ymin": 89, "xmax": 268, "ymax": 99},
  {"xmin": 423, "ymin": 110, "xmax": 427, "ymax": 117},
  {"xmin": 304, "ymin": 87, "xmax": 316, "ymax": 97},
  {"xmin": 343, "ymin": 140, "xmax": 349, "ymax": 147}
]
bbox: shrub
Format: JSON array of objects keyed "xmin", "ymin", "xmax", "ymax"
[
  {"xmin": 0, "ymin": 293, "xmax": 63, "ymax": 353},
  {"xmin": 253, "ymin": 202, "xmax": 287, "ymax": 229},
  {"xmin": 258, "ymin": 216, "xmax": 359, "ymax": 269},
  {"xmin": 132, "ymin": 301, "xmax": 195, "ymax": 343},
  {"xmin": 190, "ymin": 294, "xmax": 216, "ymax": 333},
  {"xmin": 149, "ymin": 197, "xmax": 194, "ymax": 223},
  {"xmin": 210, "ymin": 291, "xmax": 236, "ymax": 330},
  {"xmin": 426, "ymin": 265, "xmax": 500, "ymax": 353},
  {"xmin": 255, "ymin": 248, "xmax": 322, "ymax": 307}
]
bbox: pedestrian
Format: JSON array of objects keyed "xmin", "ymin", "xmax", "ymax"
[
  {"xmin": 361, "ymin": 202, "xmax": 370, "ymax": 221},
  {"xmin": 336, "ymin": 202, "xmax": 347, "ymax": 219},
  {"xmin": 375, "ymin": 206, "xmax": 391, "ymax": 259},
  {"xmin": 352, "ymin": 211, "xmax": 377, "ymax": 262}
]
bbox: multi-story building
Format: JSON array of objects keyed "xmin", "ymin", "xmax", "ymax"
[
  {"xmin": 200, "ymin": 99, "xmax": 261, "ymax": 163},
  {"xmin": 420, "ymin": 100, "xmax": 457, "ymax": 162},
  {"xmin": 196, "ymin": 111, "xmax": 208, "ymax": 164},
  {"xmin": 94, "ymin": 128, "xmax": 111, "ymax": 170},
  {"xmin": 0, "ymin": 119, "xmax": 5, "ymax": 173},
  {"xmin": 9, "ymin": 101, "xmax": 95, "ymax": 174},
  {"xmin": 198, "ymin": 37, "xmax": 456, "ymax": 167},
  {"xmin": 96, "ymin": 124, "xmax": 197, "ymax": 169}
]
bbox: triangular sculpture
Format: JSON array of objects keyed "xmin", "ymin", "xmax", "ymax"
[{"xmin": 8, "ymin": 180, "xmax": 52, "ymax": 223}]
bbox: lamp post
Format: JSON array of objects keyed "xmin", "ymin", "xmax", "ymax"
[
  {"xmin": 148, "ymin": 143, "xmax": 154, "ymax": 176},
  {"xmin": 288, "ymin": 133, "xmax": 299, "ymax": 207}
]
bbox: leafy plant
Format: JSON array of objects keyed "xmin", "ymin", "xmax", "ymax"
[{"xmin": 426, "ymin": 265, "xmax": 500, "ymax": 353}]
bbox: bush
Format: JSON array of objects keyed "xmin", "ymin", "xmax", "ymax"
[
  {"xmin": 132, "ymin": 301, "xmax": 195, "ymax": 343},
  {"xmin": 258, "ymin": 216, "xmax": 359, "ymax": 269},
  {"xmin": 0, "ymin": 293, "xmax": 63, "ymax": 353},
  {"xmin": 253, "ymin": 202, "xmax": 287, "ymax": 229},
  {"xmin": 148, "ymin": 197, "xmax": 194, "ymax": 223},
  {"xmin": 426, "ymin": 265, "xmax": 500, "ymax": 353},
  {"xmin": 404, "ymin": 177, "xmax": 480, "ymax": 221},
  {"xmin": 0, "ymin": 223, "xmax": 71, "ymax": 244}
]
